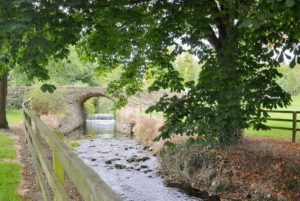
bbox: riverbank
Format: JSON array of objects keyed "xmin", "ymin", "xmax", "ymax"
[
  {"xmin": 15, "ymin": 108, "xmax": 300, "ymax": 201},
  {"xmin": 158, "ymin": 137, "xmax": 300, "ymax": 201},
  {"xmin": 116, "ymin": 109, "xmax": 300, "ymax": 200}
]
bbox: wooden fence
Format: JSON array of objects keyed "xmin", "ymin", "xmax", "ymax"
[
  {"xmin": 265, "ymin": 110, "xmax": 300, "ymax": 142},
  {"xmin": 22, "ymin": 103, "xmax": 122, "ymax": 201}
]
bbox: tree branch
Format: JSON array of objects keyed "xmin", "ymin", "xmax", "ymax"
[
  {"xmin": 207, "ymin": 25, "xmax": 221, "ymax": 51},
  {"xmin": 234, "ymin": 1, "xmax": 255, "ymax": 30}
]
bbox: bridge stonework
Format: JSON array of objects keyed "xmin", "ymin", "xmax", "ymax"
[
  {"xmin": 8, "ymin": 86, "xmax": 112, "ymax": 135},
  {"xmin": 58, "ymin": 87, "xmax": 113, "ymax": 134},
  {"xmin": 8, "ymin": 86, "xmax": 164, "ymax": 136}
]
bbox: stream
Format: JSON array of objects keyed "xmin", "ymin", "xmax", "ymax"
[{"xmin": 75, "ymin": 114, "xmax": 203, "ymax": 201}]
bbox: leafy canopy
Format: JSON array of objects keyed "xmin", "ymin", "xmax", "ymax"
[
  {"xmin": 0, "ymin": 0, "xmax": 85, "ymax": 91},
  {"xmin": 1, "ymin": 0, "xmax": 300, "ymax": 145},
  {"xmin": 75, "ymin": 0, "xmax": 299, "ymax": 144}
]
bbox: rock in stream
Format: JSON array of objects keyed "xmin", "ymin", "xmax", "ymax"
[{"xmin": 75, "ymin": 137, "xmax": 202, "ymax": 201}]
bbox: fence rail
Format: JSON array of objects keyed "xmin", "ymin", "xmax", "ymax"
[
  {"xmin": 264, "ymin": 110, "xmax": 300, "ymax": 142},
  {"xmin": 22, "ymin": 103, "xmax": 122, "ymax": 201}
]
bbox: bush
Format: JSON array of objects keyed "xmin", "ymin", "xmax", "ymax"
[
  {"xmin": 159, "ymin": 143, "xmax": 218, "ymax": 184},
  {"xmin": 25, "ymin": 85, "xmax": 66, "ymax": 115},
  {"xmin": 84, "ymin": 99, "xmax": 96, "ymax": 115},
  {"xmin": 97, "ymin": 98, "xmax": 115, "ymax": 113},
  {"xmin": 6, "ymin": 97, "xmax": 23, "ymax": 110},
  {"xmin": 134, "ymin": 116, "xmax": 162, "ymax": 146}
]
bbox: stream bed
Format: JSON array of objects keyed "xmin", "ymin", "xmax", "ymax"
[{"xmin": 74, "ymin": 114, "xmax": 203, "ymax": 201}]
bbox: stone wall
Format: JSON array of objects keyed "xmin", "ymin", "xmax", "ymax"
[{"xmin": 7, "ymin": 86, "xmax": 30, "ymax": 108}]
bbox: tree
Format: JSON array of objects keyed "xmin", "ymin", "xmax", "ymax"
[
  {"xmin": 0, "ymin": 0, "xmax": 84, "ymax": 128},
  {"xmin": 1, "ymin": 1, "xmax": 299, "ymax": 145},
  {"xmin": 0, "ymin": 72, "xmax": 8, "ymax": 128},
  {"xmin": 9, "ymin": 46, "xmax": 99, "ymax": 87},
  {"xmin": 0, "ymin": 0, "xmax": 27, "ymax": 128},
  {"xmin": 277, "ymin": 64, "xmax": 300, "ymax": 95},
  {"xmin": 173, "ymin": 53, "xmax": 201, "ymax": 83},
  {"xmin": 47, "ymin": 47, "xmax": 98, "ymax": 86},
  {"xmin": 76, "ymin": 0, "xmax": 300, "ymax": 145}
]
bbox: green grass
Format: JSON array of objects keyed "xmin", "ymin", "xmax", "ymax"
[
  {"xmin": 0, "ymin": 132, "xmax": 16, "ymax": 159},
  {"xmin": 0, "ymin": 132, "xmax": 21, "ymax": 201},
  {"xmin": 7, "ymin": 109, "xmax": 23, "ymax": 125},
  {"xmin": 246, "ymin": 95, "xmax": 300, "ymax": 141},
  {"xmin": 0, "ymin": 163, "xmax": 21, "ymax": 201}
]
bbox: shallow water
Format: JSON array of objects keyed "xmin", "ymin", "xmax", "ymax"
[{"xmin": 75, "ymin": 114, "xmax": 202, "ymax": 201}]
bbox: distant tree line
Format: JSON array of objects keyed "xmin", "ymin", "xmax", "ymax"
[{"xmin": 278, "ymin": 64, "xmax": 300, "ymax": 96}]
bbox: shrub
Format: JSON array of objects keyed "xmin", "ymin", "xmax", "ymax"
[
  {"xmin": 134, "ymin": 116, "xmax": 163, "ymax": 146},
  {"xmin": 6, "ymin": 97, "xmax": 23, "ymax": 110},
  {"xmin": 97, "ymin": 98, "xmax": 114, "ymax": 113},
  {"xmin": 159, "ymin": 143, "xmax": 218, "ymax": 184},
  {"xmin": 25, "ymin": 85, "xmax": 66, "ymax": 115},
  {"xmin": 84, "ymin": 99, "xmax": 96, "ymax": 115}
]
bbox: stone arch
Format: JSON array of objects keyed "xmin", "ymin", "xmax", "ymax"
[{"xmin": 58, "ymin": 87, "xmax": 114, "ymax": 135}]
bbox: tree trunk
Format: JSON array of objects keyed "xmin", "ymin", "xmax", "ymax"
[
  {"xmin": 0, "ymin": 72, "xmax": 8, "ymax": 129},
  {"xmin": 218, "ymin": 127, "xmax": 243, "ymax": 146}
]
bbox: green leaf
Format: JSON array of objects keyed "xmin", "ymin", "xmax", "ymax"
[
  {"xmin": 278, "ymin": 53, "xmax": 284, "ymax": 63},
  {"xmin": 285, "ymin": 0, "xmax": 295, "ymax": 7},
  {"xmin": 289, "ymin": 57, "xmax": 296, "ymax": 68},
  {"xmin": 40, "ymin": 84, "xmax": 56, "ymax": 93},
  {"xmin": 284, "ymin": 53, "xmax": 291, "ymax": 60},
  {"xmin": 186, "ymin": 138, "xmax": 195, "ymax": 148},
  {"xmin": 164, "ymin": 141, "xmax": 176, "ymax": 149},
  {"xmin": 239, "ymin": 19, "xmax": 254, "ymax": 28}
]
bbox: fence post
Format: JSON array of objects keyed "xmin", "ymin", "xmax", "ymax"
[
  {"xmin": 34, "ymin": 120, "xmax": 41, "ymax": 191},
  {"xmin": 23, "ymin": 112, "xmax": 31, "ymax": 143},
  {"xmin": 292, "ymin": 112, "xmax": 297, "ymax": 143},
  {"xmin": 53, "ymin": 150, "xmax": 65, "ymax": 201}
]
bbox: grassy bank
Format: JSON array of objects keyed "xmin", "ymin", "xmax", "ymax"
[
  {"xmin": 0, "ymin": 163, "xmax": 21, "ymax": 201},
  {"xmin": 0, "ymin": 132, "xmax": 17, "ymax": 159},
  {"xmin": 246, "ymin": 95, "xmax": 300, "ymax": 141},
  {"xmin": 7, "ymin": 109, "xmax": 23, "ymax": 125},
  {"xmin": 0, "ymin": 132, "xmax": 21, "ymax": 201}
]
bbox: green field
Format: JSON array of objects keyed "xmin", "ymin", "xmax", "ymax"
[
  {"xmin": 7, "ymin": 109, "xmax": 23, "ymax": 125},
  {"xmin": 0, "ymin": 132, "xmax": 21, "ymax": 201},
  {"xmin": 246, "ymin": 95, "xmax": 300, "ymax": 141}
]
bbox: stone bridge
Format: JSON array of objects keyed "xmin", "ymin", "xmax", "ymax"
[
  {"xmin": 57, "ymin": 87, "xmax": 113, "ymax": 134},
  {"xmin": 8, "ymin": 86, "xmax": 168, "ymax": 136},
  {"xmin": 8, "ymin": 86, "xmax": 113, "ymax": 135}
]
